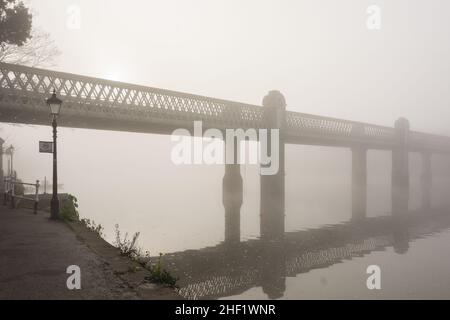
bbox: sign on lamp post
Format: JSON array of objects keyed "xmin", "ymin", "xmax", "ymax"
[{"xmin": 39, "ymin": 141, "xmax": 54, "ymax": 154}]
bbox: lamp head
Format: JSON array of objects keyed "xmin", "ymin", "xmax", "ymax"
[{"xmin": 46, "ymin": 89, "xmax": 63, "ymax": 116}]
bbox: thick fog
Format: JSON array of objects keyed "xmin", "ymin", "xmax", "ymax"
[
  {"xmin": 3, "ymin": 1, "xmax": 450, "ymax": 301},
  {"xmin": 19, "ymin": 0, "xmax": 450, "ymax": 133},
  {"xmin": 2, "ymin": 0, "xmax": 450, "ymax": 253}
]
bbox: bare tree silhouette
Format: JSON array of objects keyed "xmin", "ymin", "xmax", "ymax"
[{"xmin": 0, "ymin": 28, "xmax": 60, "ymax": 67}]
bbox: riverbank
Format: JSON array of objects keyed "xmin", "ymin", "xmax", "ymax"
[
  {"xmin": 66, "ymin": 218, "xmax": 181, "ymax": 299},
  {"xmin": 0, "ymin": 205, "xmax": 181, "ymax": 299}
]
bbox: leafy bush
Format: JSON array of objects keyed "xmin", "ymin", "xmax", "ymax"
[{"xmin": 59, "ymin": 194, "xmax": 79, "ymax": 221}]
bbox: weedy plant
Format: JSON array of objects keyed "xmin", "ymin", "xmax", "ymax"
[
  {"xmin": 114, "ymin": 224, "xmax": 140, "ymax": 257},
  {"xmin": 113, "ymin": 224, "xmax": 178, "ymax": 287},
  {"xmin": 80, "ymin": 218, "xmax": 104, "ymax": 238},
  {"xmin": 60, "ymin": 194, "xmax": 104, "ymax": 236},
  {"xmin": 145, "ymin": 253, "xmax": 179, "ymax": 288},
  {"xmin": 60, "ymin": 197, "xmax": 178, "ymax": 288}
]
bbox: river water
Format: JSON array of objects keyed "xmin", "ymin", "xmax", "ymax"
[{"xmin": 3, "ymin": 123, "xmax": 450, "ymax": 299}]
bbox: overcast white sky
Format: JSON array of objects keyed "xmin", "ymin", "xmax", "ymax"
[{"xmin": 24, "ymin": 0, "xmax": 450, "ymax": 134}]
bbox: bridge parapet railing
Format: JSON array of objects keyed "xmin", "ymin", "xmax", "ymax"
[
  {"xmin": 285, "ymin": 111, "xmax": 395, "ymax": 143},
  {"xmin": 3, "ymin": 62, "xmax": 450, "ymax": 151},
  {"xmin": 3, "ymin": 175, "xmax": 40, "ymax": 214},
  {"xmin": 0, "ymin": 62, "xmax": 263, "ymax": 128}
]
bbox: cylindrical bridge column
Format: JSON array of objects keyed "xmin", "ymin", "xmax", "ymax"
[
  {"xmin": 223, "ymin": 139, "xmax": 243, "ymax": 243},
  {"xmin": 351, "ymin": 147, "xmax": 367, "ymax": 220},
  {"xmin": 260, "ymin": 90, "xmax": 286, "ymax": 240},
  {"xmin": 421, "ymin": 152, "xmax": 432, "ymax": 211},
  {"xmin": 392, "ymin": 118, "xmax": 410, "ymax": 215}
]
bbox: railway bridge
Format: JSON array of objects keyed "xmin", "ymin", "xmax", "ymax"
[{"xmin": 1, "ymin": 62, "xmax": 450, "ymax": 241}]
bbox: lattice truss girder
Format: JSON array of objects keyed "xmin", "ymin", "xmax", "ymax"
[
  {"xmin": 1, "ymin": 62, "xmax": 450, "ymax": 152},
  {"xmin": 0, "ymin": 64, "xmax": 264, "ymax": 128}
]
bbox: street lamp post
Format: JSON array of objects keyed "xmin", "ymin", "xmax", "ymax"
[
  {"xmin": 6, "ymin": 145, "xmax": 14, "ymax": 176},
  {"xmin": 46, "ymin": 90, "xmax": 62, "ymax": 219}
]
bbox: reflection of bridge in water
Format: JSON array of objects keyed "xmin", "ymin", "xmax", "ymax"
[{"xmin": 161, "ymin": 210, "xmax": 450, "ymax": 300}]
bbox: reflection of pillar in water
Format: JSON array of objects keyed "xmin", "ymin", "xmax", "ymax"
[
  {"xmin": 260, "ymin": 91, "xmax": 286, "ymax": 240},
  {"xmin": 223, "ymin": 137, "xmax": 243, "ymax": 243},
  {"xmin": 392, "ymin": 219, "xmax": 410, "ymax": 254},
  {"xmin": 421, "ymin": 152, "xmax": 432, "ymax": 211},
  {"xmin": 392, "ymin": 118, "xmax": 410, "ymax": 215},
  {"xmin": 260, "ymin": 241, "xmax": 286, "ymax": 299},
  {"xmin": 352, "ymin": 148, "xmax": 367, "ymax": 220},
  {"xmin": 351, "ymin": 125, "xmax": 367, "ymax": 220}
]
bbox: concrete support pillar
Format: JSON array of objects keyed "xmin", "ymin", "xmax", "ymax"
[
  {"xmin": 421, "ymin": 152, "xmax": 432, "ymax": 211},
  {"xmin": 222, "ymin": 139, "xmax": 243, "ymax": 243},
  {"xmin": 392, "ymin": 118, "xmax": 410, "ymax": 215},
  {"xmin": 260, "ymin": 90, "xmax": 286, "ymax": 240},
  {"xmin": 351, "ymin": 147, "xmax": 367, "ymax": 220},
  {"xmin": 0, "ymin": 138, "xmax": 4, "ymax": 193}
]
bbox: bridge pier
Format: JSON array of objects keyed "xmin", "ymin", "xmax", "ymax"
[
  {"xmin": 260, "ymin": 91, "xmax": 286, "ymax": 240},
  {"xmin": 223, "ymin": 139, "xmax": 243, "ymax": 243},
  {"xmin": 351, "ymin": 147, "xmax": 367, "ymax": 220},
  {"xmin": 421, "ymin": 152, "xmax": 432, "ymax": 211},
  {"xmin": 392, "ymin": 118, "xmax": 410, "ymax": 215}
]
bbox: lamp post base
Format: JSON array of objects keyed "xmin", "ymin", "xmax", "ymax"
[{"xmin": 50, "ymin": 198, "xmax": 60, "ymax": 219}]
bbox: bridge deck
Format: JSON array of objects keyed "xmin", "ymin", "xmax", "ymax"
[{"xmin": 1, "ymin": 62, "xmax": 450, "ymax": 153}]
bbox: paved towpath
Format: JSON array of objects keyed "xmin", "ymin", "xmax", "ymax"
[{"xmin": 0, "ymin": 205, "xmax": 140, "ymax": 299}]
